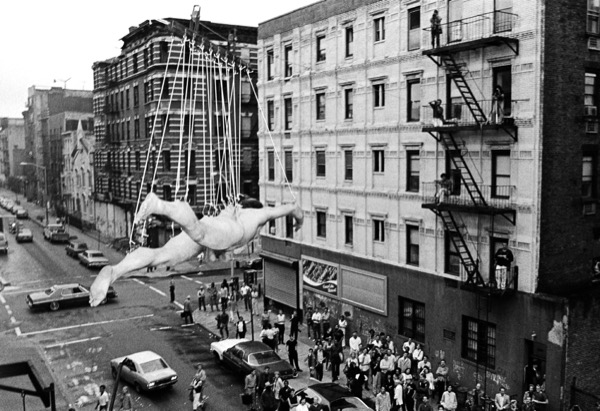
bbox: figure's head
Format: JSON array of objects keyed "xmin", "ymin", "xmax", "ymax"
[
  {"xmin": 536, "ymin": 385, "xmax": 542, "ymax": 392},
  {"xmin": 500, "ymin": 387, "xmax": 506, "ymax": 394},
  {"xmin": 99, "ymin": 385, "xmax": 106, "ymax": 393},
  {"xmin": 441, "ymin": 173, "xmax": 447, "ymax": 179},
  {"xmin": 352, "ymin": 331, "xmax": 358, "ymax": 337},
  {"xmin": 440, "ymin": 360, "xmax": 446, "ymax": 366},
  {"xmin": 447, "ymin": 385, "xmax": 453, "ymax": 392},
  {"xmin": 423, "ymin": 396, "xmax": 429, "ymax": 403},
  {"xmin": 122, "ymin": 386, "xmax": 129, "ymax": 394}
]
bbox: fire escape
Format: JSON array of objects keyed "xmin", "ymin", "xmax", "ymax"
[{"xmin": 422, "ymin": 10, "xmax": 519, "ymax": 295}]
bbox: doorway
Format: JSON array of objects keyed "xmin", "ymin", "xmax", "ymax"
[
  {"xmin": 524, "ymin": 340, "xmax": 547, "ymax": 392},
  {"xmin": 493, "ymin": 66, "xmax": 512, "ymax": 117}
]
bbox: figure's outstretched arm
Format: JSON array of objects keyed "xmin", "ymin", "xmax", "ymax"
[{"xmin": 89, "ymin": 232, "xmax": 202, "ymax": 306}]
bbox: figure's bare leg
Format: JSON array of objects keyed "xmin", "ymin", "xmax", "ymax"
[
  {"xmin": 134, "ymin": 192, "xmax": 209, "ymax": 243},
  {"xmin": 239, "ymin": 203, "xmax": 304, "ymax": 232},
  {"xmin": 89, "ymin": 232, "xmax": 201, "ymax": 306}
]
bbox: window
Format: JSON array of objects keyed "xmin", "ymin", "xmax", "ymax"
[
  {"xmin": 143, "ymin": 47, "xmax": 150, "ymax": 67},
  {"xmin": 316, "ymin": 34, "xmax": 326, "ymax": 62},
  {"xmin": 462, "ymin": 316, "xmax": 496, "ymax": 369},
  {"xmin": 267, "ymin": 100, "xmax": 275, "ymax": 131},
  {"xmin": 284, "ymin": 45, "xmax": 293, "ymax": 77},
  {"xmin": 492, "ymin": 151, "xmax": 511, "ymax": 198},
  {"xmin": 126, "ymin": 89, "xmax": 130, "ymax": 109},
  {"xmin": 445, "ymin": 232, "xmax": 461, "ymax": 276},
  {"xmin": 344, "ymin": 150, "xmax": 353, "ymax": 181},
  {"xmin": 284, "ymin": 97, "xmax": 293, "ymax": 130},
  {"xmin": 586, "ymin": 73, "xmax": 597, "ymax": 109},
  {"xmin": 344, "ymin": 215, "xmax": 353, "ymax": 245},
  {"xmin": 267, "ymin": 151, "xmax": 275, "ymax": 181},
  {"xmin": 374, "ymin": 16, "xmax": 386, "ymax": 42},
  {"xmin": 582, "ymin": 152, "xmax": 597, "ymax": 198},
  {"xmin": 132, "ymin": 54, "xmax": 138, "ymax": 73},
  {"xmin": 145, "ymin": 117, "xmax": 152, "ymax": 138},
  {"xmin": 160, "ymin": 41, "xmax": 169, "ymax": 63},
  {"xmin": 345, "ymin": 26, "xmax": 354, "ymax": 57},
  {"xmin": 373, "ymin": 218, "xmax": 385, "ymax": 242},
  {"xmin": 407, "ymin": 79, "xmax": 421, "ymax": 121},
  {"xmin": 162, "ymin": 150, "xmax": 171, "ymax": 171},
  {"xmin": 134, "ymin": 119, "xmax": 140, "ymax": 139},
  {"xmin": 344, "ymin": 89, "xmax": 354, "ymax": 119},
  {"xmin": 407, "ymin": 151, "xmax": 420, "ymax": 192},
  {"xmin": 373, "ymin": 83, "xmax": 385, "ymax": 108},
  {"xmin": 188, "ymin": 184, "xmax": 197, "ymax": 205},
  {"xmin": 163, "ymin": 185, "xmax": 172, "ymax": 201},
  {"xmin": 162, "ymin": 78, "xmax": 170, "ymax": 99},
  {"xmin": 316, "ymin": 150, "xmax": 326, "ymax": 177},
  {"xmin": 407, "ymin": 225, "xmax": 420, "ymax": 266},
  {"xmin": 398, "ymin": 297, "xmax": 425, "ymax": 342},
  {"xmin": 590, "ymin": 0, "xmax": 600, "ymax": 34},
  {"xmin": 373, "ymin": 149, "xmax": 385, "ymax": 173},
  {"xmin": 408, "ymin": 8, "xmax": 421, "ymax": 50},
  {"xmin": 267, "ymin": 50, "xmax": 274, "ymax": 80},
  {"xmin": 241, "ymin": 117, "xmax": 252, "ymax": 138},
  {"xmin": 144, "ymin": 80, "xmax": 153, "ymax": 103},
  {"xmin": 133, "ymin": 85, "xmax": 139, "ymax": 107},
  {"xmin": 284, "ymin": 150, "xmax": 293, "ymax": 182},
  {"xmin": 285, "ymin": 215, "xmax": 294, "ymax": 239},
  {"xmin": 316, "ymin": 211, "xmax": 327, "ymax": 238},
  {"xmin": 135, "ymin": 151, "xmax": 141, "ymax": 170},
  {"xmin": 268, "ymin": 204, "xmax": 276, "ymax": 235},
  {"xmin": 316, "ymin": 92, "xmax": 326, "ymax": 120}
]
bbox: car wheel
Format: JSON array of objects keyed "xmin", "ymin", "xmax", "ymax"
[
  {"xmin": 134, "ymin": 383, "xmax": 143, "ymax": 394},
  {"xmin": 49, "ymin": 301, "xmax": 59, "ymax": 311}
]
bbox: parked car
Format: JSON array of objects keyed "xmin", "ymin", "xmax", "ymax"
[
  {"xmin": 291, "ymin": 383, "xmax": 374, "ymax": 411},
  {"xmin": 210, "ymin": 339, "xmax": 295, "ymax": 380},
  {"xmin": 78, "ymin": 250, "xmax": 109, "ymax": 268},
  {"xmin": 9, "ymin": 221, "xmax": 23, "ymax": 234},
  {"xmin": 65, "ymin": 241, "xmax": 88, "ymax": 258},
  {"xmin": 15, "ymin": 208, "xmax": 28, "ymax": 219},
  {"xmin": 43, "ymin": 223, "xmax": 70, "ymax": 243},
  {"xmin": 26, "ymin": 283, "xmax": 117, "ymax": 311},
  {"xmin": 0, "ymin": 233, "xmax": 8, "ymax": 255},
  {"xmin": 15, "ymin": 228, "xmax": 33, "ymax": 243},
  {"xmin": 110, "ymin": 351, "xmax": 178, "ymax": 393}
]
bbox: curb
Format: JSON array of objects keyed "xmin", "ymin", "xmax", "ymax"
[{"xmin": 0, "ymin": 276, "xmax": 10, "ymax": 291}]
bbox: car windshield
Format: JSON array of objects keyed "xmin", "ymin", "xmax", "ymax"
[
  {"xmin": 89, "ymin": 252, "xmax": 104, "ymax": 258},
  {"xmin": 247, "ymin": 351, "xmax": 281, "ymax": 365},
  {"xmin": 139, "ymin": 358, "xmax": 168, "ymax": 373}
]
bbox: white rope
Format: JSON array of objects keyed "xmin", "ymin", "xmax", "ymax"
[{"xmin": 246, "ymin": 70, "xmax": 296, "ymax": 201}]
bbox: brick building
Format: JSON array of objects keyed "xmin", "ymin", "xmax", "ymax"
[
  {"xmin": 22, "ymin": 86, "xmax": 93, "ymax": 210},
  {"xmin": 92, "ymin": 16, "xmax": 259, "ymax": 244},
  {"xmin": 257, "ymin": 1, "xmax": 600, "ymax": 409},
  {"xmin": 0, "ymin": 118, "xmax": 25, "ymax": 184}
]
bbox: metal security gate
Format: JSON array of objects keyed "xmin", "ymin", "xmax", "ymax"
[{"xmin": 264, "ymin": 259, "xmax": 298, "ymax": 309}]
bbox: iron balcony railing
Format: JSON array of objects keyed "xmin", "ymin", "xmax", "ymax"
[
  {"xmin": 422, "ymin": 182, "xmax": 515, "ymax": 210},
  {"xmin": 420, "ymin": 99, "xmax": 528, "ymax": 127},
  {"xmin": 424, "ymin": 9, "xmax": 518, "ymax": 51},
  {"xmin": 461, "ymin": 264, "xmax": 518, "ymax": 293}
]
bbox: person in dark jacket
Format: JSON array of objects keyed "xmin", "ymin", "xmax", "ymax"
[{"xmin": 261, "ymin": 382, "xmax": 278, "ymax": 411}]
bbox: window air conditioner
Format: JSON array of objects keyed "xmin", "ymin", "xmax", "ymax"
[
  {"xmin": 589, "ymin": 37, "xmax": 600, "ymax": 51},
  {"xmin": 585, "ymin": 106, "xmax": 598, "ymax": 117}
]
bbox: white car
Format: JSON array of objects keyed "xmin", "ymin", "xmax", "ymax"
[
  {"xmin": 16, "ymin": 228, "xmax": 33, "ymax": 243},
  {"xmin": 78, "ymin": 250, "xmax": 109, "ymax": 268},
  {"xmin": 110, "ymin": 351, "xmax": 178, "ymax": 393},
  {"xmin": 209, "ymin": 338, "xmax": 249, "ymax": 361}
]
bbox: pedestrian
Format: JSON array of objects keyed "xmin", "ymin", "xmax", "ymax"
[
  {"xmin": 261, "ymin": 308, "xmax": 271, "ymax": 329},
  {"xmin": 349, "ymin": 331, "xmax": 362, "ymax": 354},
  {"xmin": 258, "ymin": 367, "xmax": 272, "ymax": 394},
  {"xmin": 359, "ymin": 347, "xmax": 372, "ymax": 390},
  {"xmin": 217, "ymin": 309, "xmax": 229, "ymax": 339},
  {"xmin": 441, "ymin": 385, "xmax": 458, "ymax": 411},
  {"xmin": 435, "ymin": 360, "xmax": 449, "ymax": 400},
  {"xmin": 275, "ymin": 309, "xmax": 286, "ymax": 344},
  {"xmin": 305, "ymin": 307, "xmax": 314, "ymax": 339},
  {"xmin": 118, "ymin": 386, "xmax": 133, "ymax": 411},
  {"xmin": 405, "ymin": 383, "xmax": 417, "ymax": 411},
  {"xmin": 394, "ymin": 379, "xmax": 404, "ymax": 411},
  {"xmin": 311, "ymin": 308, "xmax": 322, "ymax": 341},
  {"xmin": 376, "ymin": 386, "xmax": 392, "ymax": 411},
  {"xmin": 219, "ymin": 284, "xmax": 229, "ymax": 311},
  {"xmin": 489, "ymin": 86, "xmax": 505, "ymax": 124},
  {"xmin": 95, "ymin": 384, "xmax": 110, "ymax": 411},
  {"xmin": 495, "ymin": 387, "xmax": 511, "ymax": 411},
  {"xmin": 273, "ymin": 371, "xmax": 284, "ymax": 403},
  {"xmin": 305, "ymin": 348, "xmax": 317, "ymax": 379},
  {"xmin": 208, "ymin": 282, "xmax": 218, "ymax": 312},
  {"xmin": 182, "ymin": 296, "xmax": 193, "ymax": 324},
  {"xmin": 330, "ymin": 341, "xmax": 343, "ymax": 382},
  {"xmin": 197, "ymin": 285, "xmax": 206, "ymax": 311},
  {"xmin": 229, "ymin": 290, "xmax": 239, "ymax": 323},
  {"xmin": 236, "ymin": 316, "xmax": 247, "ymax": 338},
  {"xmin": 411, "ymin": 344, "xmax": 424, "ymax": 374},
  {"xmin": 278, "ymin": 380, "xmax": 294, "ymax": 411},
  {"xmin": 169, "ymin": 279, "xmax": 175, "ymax": 303},
  {"xmin": 240, "ymin": 281, "xmax": 251, "ymax": 311},
  {"xmin": 338, "ymin": 315, "xmax": 348, "ymax": 347},
  {"xmin": 315, "ymin": 344, "xmax": 325, "ymax": 381},
  {"xmin": 244, "ymin": 370, "xmax": 257, "ymax": 409},
  {"xmin": 434, "ymin": 173, "xmax": 453, "ymax": 205},
  {"xmin": 289, "ymin": 310, "xmax": 301, "ymax": 340},
  {"xmin": 191, "ymin": 366, "xmax": 206, "ymax": 411},
  {"xmin": 350, "ymin": 372, "xmax": 366, "ymax": 400},
  {"xmin": 494, "ymin": 245, "xmax": 514, "ymax": 290},
  {"xmin": 251, "ymin": 286, "xmax": 260, "ymax": 315},
  {"xmin": 430, "ymin": 10, "xmax": 442, "ymax": 48},
  {"xmin": 418, "ymin": 396, "xmax": 434, "ymax": 411},
  {"xmin": 429, "ymin": 99, "xmax": 445, "ymax": 127},
  {"xmin": 321, "ymin": 307, "xmax": 331, "ymax": 338},
  {"xmin": 286, "ymin": 335, "xmax": 301, "ymax": 373}
]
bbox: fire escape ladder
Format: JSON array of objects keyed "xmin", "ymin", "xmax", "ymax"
[
  {"xmin": 438, "ymin": 209, "xmax": 485, "ymax": 286},
  {"xmin": 440, "ymin": 132, "xmax": 487, "ymax": 207},
  {"xmin": 440, "ymin": 53, "xmax": 487, "ymax": 125}
]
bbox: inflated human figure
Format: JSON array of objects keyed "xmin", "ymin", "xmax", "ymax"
[{"xmin": 89, "ymin": 192, "xmax": 303, "ymax": 306}]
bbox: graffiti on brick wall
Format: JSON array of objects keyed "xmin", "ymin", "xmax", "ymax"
[
  {"xmin": 453, "ymin": 359, "xmax": 466, "ymax": 380},
  {"xmin": 302, "ymin": 290, "xmax": 340, "ymax": 318},
  {"xmin": 353, "ymin": 307, "xmax": 386, "ymax": 338},
  {"xmin": 480, "ymin": 369, "xmax": 510, "ymax": 391}
]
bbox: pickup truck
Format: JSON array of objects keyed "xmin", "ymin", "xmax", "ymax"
[{"xmin": 43, "ymin": 224, "xmax": 70, "ymax": 243}]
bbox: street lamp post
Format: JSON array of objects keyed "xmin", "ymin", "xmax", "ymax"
[{"xmin": 20, "ymin": 162, "xmax": 49, "ymax": 224}]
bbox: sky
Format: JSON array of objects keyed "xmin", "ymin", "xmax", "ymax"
[{"xmin": 0, "ymin": 0, "xmax": 318, "ymax": 118}]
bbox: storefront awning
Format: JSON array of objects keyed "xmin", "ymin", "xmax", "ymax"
[{"xmin": 259, "ymin": 251, "xmax": 298, "ymax": 268}]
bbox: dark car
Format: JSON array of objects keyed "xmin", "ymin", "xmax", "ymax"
[
  {"xmin": 210, "ymin": 339, "xmax": 295, "ymax": 380},
  {"xmin": 291, "ymin": 383, "xmax": 374, "ymax": 411},
  {"xmin": 26, "ymin": 283, "xmax": 117, "ymax": 311},
  {"xmin": 66, "ymin": 241, "xmax": 88, "ymax": 257}
]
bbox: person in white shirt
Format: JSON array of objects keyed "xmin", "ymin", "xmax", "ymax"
[
  {"xmin": 418, "ymin": 355, "xmax": 432, "ymax": 373},
  {"xmin": 96, "ymin": 384, "xmax": 109, "ymax": 411},
  {"xmin": 386, "ymin": 335, "xmax": 396, "ymax": 354},
  {"xmin": 412, "ymin": 343, "xmax": 424, "ymax": 373},
  {"xmin": 403, "ymin": 338, "xmax": 416, "ymax": 355},
  {"xmin": 275, "ymin": 310, "xmax": 286, "ymax": 344},
  {"xmin": 394, "ymin": 379, "xmax": 404, "ymax": 409},
  {"xmin": 311, "ymin": 310, "xmax": 322, "ymax": 341},
  {"xmin": 441, "ymin": 385, "xmax": 458, "ymax": 411},
  {"xmin": 349, "ymin": 331, "xmax": 362, "ymax": 354},
  {"xmin": 398, "ymin": 352, "xmax": 412, "ymax": 376},
  {"xmin": 372, "ymin": 334, "xmax": 383, "ymax": 349},
  {"xmin": 240, "ymin": 282, "xmax": 251, "ymax": 311},
  {"xmin": 338, "ymin": 316, "xmax": 348, "ymax": 347},
  {"xmin": 358, "ymin": 347, "xmax": 372, "ymax": 390}
]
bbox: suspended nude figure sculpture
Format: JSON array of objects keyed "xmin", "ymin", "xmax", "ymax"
[{"xmin": 89, "ymin": 194, "xmax": 303, "ymax": 306}]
